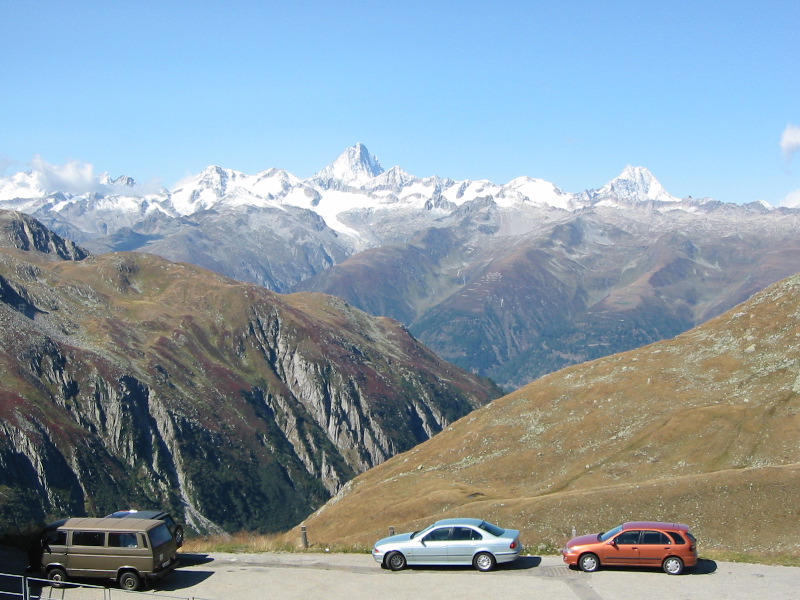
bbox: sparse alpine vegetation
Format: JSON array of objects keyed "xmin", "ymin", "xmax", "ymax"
[{"xmin": 291, "ymin": 272, "xmax": 800, "ymax": 559}]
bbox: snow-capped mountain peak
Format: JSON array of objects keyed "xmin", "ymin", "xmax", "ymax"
[
  {"xmin": 312, "ymin": 143, "xmax": 385, "ymax": 186},
  {"xmin": 99, "ymin": 172, "xmax": 136, "ymax": 188},
  {"xmin": 595, "ymin": 165, "xmax": 678, "ymax": 204}
]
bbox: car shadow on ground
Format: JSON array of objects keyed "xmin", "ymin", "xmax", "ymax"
[
  {"xmin": 404, "ymin": 556, "xmax": 542, "ymax": 572},
  {"xmin": 152, "ymin": 556, "xmax": 215, "ymax": 592},
  {"xmin": 176, "ymin": 553, "xmax": 215, "ymax": 566},
  {"xmin": 691, "ymin": 559, "xmax": 717, "ymax": 574},
  {"xmin": 566, "ymin": 558, "xmax": 717, "ymax": 576},
  {"xmin": 504, "ymin": 556, "xmax": 542, "ymax": 570},
  {"xmin": 153, "ymin": 568, "xmax": 214, "ymax": 592}
]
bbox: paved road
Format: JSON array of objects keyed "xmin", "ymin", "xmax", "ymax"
[
  {"xmin": 3, "ymin": 548, "xmax": 797, "ymax": 599},
  {"xmin": 160, "ymin": 552, "xmax": 795, "ymax": 600}
]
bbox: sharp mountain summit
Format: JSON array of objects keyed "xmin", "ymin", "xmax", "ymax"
[{"xmin": 4, "ymin": 144, "xmax": 800, "ymax": 390}]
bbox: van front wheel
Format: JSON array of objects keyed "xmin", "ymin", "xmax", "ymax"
[
  {"xmin": 119, "ymin": 571, "xmax": 141, "ymax": 591},
  {"xmin": 47, "ymin": 566, "xmax": 67, "ymax": 587}
]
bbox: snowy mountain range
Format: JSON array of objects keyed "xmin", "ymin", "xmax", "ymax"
[
  {"xmin": 0, "ymin": 142, "xmax": 752, "ymax": 241},
  {"xmin": 1, "ymin": 143, "xmax": 797, "ymax": 389}
]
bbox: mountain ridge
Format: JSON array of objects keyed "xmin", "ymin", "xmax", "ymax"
[
  {"xmin": 0, "ymin": 144, "xmax": 731, "ymax": 221},
  {"xmin": 0, "ymin": 209, "xmax": 500, "ymax": 535},
  {"xmin": 3, "ymin": 145, "xmax": 800, "ymax": 390}
]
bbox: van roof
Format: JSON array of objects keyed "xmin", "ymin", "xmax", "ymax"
[{"xmin": 53, "ymin": 517, "xmax": 167, "ymax": 532}]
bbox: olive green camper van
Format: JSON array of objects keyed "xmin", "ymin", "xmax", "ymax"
[{"xmin": 38, "ymin": 516, "xmax": 178, "ymax": 591}]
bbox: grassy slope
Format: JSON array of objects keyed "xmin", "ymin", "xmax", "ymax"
[{"xmin": 286, "ymin": 273, "xmax": 800, "ymax": 557}]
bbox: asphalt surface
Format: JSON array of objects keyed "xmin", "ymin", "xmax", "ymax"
[{"xmin": 2, "ymin": 547, "xmax": 797, "ymax": 599}]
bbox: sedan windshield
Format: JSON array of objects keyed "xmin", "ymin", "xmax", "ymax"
[
  {"xmin": 411, "ymin": 524, "xmax": 435, "ymax": 539},
  {"xmin": 598, "ymin": 525, "xmax": 624, "ymax": 542}
]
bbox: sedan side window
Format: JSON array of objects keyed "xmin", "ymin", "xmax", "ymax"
[
  {"xmin": 614, "ymin": 531, "xmax": 641, "ymax": 545},
  {"xmin": 452, "ymin": 527, "xmax": 482, "ymax": 541},
  {"xmin": 423, "ymin": 527, "xmax": 452, "ymax": 542},
  {"xmin": 641, "ymin": 531, "xmax": 671, "ymax": 545}
]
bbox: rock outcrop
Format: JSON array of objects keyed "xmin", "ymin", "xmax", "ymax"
[{"xmin": 0, "ymin": 210, "xmax": 500, "ymax": 535}]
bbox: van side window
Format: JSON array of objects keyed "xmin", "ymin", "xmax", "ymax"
[
  {"xmin": 73, "ymin": 531, "xmax": 105, "ymax": 546},
  {"xmin": 44, "ymin": 530, "xmax": 67, "ymax": 546},
  {"xmin": 109, "ymin": 533, "xmax": 140, "ymax": 548}
]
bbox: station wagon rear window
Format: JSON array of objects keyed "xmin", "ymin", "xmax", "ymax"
[{"xmin": 667, "ymin": 531, "xmax": 686, "ymax": 544}]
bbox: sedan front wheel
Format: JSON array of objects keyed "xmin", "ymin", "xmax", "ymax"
[{"xmin": 385, "ymin": 551, "xmax": 407, "ymax": 571}]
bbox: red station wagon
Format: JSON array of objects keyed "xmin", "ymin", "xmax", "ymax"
[{"xmin": 562, "ymin": 521, "xmax": 698, "ymax": 575}]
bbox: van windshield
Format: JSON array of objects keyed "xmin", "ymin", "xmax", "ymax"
[{"xmin": 148, "ymin": 523, "xmax": 174, "ymax": 548}]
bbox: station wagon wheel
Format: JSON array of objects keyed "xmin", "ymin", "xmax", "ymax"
[
  {"xmin": 579, "ymin": 553, "xmax": 600, "ymax": 573},
  {"xmin": 473, "ymin": 552, "xmax": 496, "ymax": 572},
  {"xmin": 663, "ymin": 556, "xmax": 684, "ymax": 575},
  {"xmin": 47, "ymin": 566, "xmax": 67, "ymax": 587},
  {"xmin": 119, "ymin": 570, "xmax": 142, "ymax": 591},
  {"xmin": 385, "ymin": 551, "xmax": 407, "ymax": 571}
]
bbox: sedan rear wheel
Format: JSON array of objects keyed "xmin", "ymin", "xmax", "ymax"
[
  {"xmin": 473, "ymin": 551, "xmax": 496, "ymax": 572},
  {"xmin": 579, "ymin": 553, "xmax": 600, "ymax": 573},
  {"xmin": 663, "ymin": 556, "xmax": 684, "ymax": 575},
  {"xmin": 386, "ymin": 551, "xmax": 407, "ymax": 571}
]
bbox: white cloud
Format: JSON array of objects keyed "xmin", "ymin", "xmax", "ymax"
[
  {"xmin": 31, "ymin": 156, "xmax": 102, "ymax": 195},
  {"xmin": 26, "ymin": 156, "xmax": 164, "ymax": 195},
  {"xmin": 781, "ymin": 124, "xmax": 800, "ymax": 161},
  {"xmin": 781, "ymin": 188, "xmax": 800, "ymax": 208}
]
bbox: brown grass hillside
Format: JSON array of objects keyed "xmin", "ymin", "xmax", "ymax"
[{"xmin": 287, "ymin": 273, "xmax": 800, "ymax": 555}]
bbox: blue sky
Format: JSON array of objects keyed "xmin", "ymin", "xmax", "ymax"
[{"xmin": 2, "ymin": 1, "xmax": 799, "ymax": 205}]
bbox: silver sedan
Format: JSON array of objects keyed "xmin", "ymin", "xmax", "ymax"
[{"xmin": 372, "ymin": 518, "xmax": 523, "ymax": 572}]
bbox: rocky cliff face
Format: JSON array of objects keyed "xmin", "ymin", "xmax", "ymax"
[{"xmin": 0, "ymin": 210, "xmax": 500, "ymax": 536}]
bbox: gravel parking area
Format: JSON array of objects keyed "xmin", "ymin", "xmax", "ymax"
[{"xmin": 3, "ymin": 547, "xmax": 797, "ymax": 600}]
